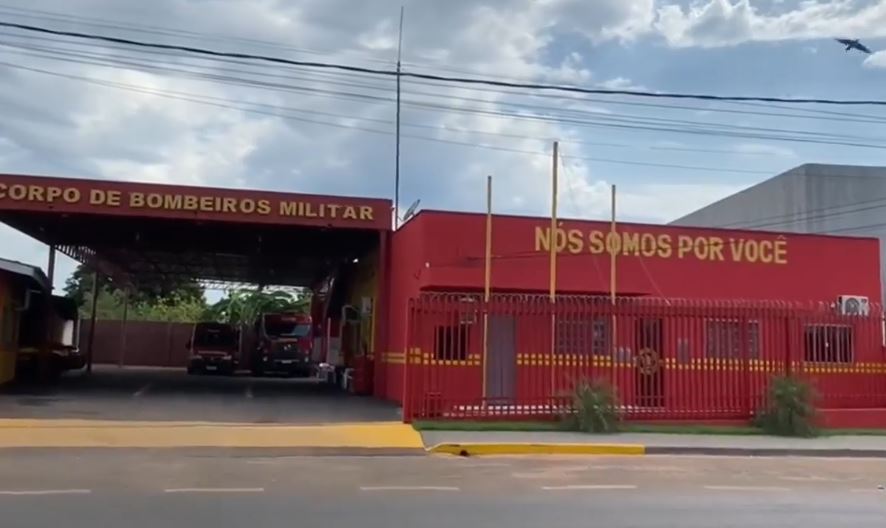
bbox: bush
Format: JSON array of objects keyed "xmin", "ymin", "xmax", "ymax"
[
  {"xmin": 564, "ymin": 378, "xmax": 620, "ymax": 433},
  {"xmin": 755, "ymin": 375, "xmax": 818, "ymax": 437}
]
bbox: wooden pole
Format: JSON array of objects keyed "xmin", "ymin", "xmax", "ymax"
[
  {"xmin": 482, "ymin": 175, "xmax": 492, "ymax": 399},
  {"xmin": 610, "ymin": 184, "xmax": 617, "ymax": 304},
  {"xmin": 549, "ymin": 141, "xmax": 559, "ymax": 398},
  {"xmin": 549, "ymin": 142, "xmax": 558, "ymax": 302},
  {"xmin": 610, "ymin": 184, "xmax": 618, "ymax": 373}
]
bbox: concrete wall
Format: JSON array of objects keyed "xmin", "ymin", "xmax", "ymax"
[
  {"xmin": 672, "ymin": 166, "xmax": 809, "ymax": 232},
  {"xmin": 672, "ymin": 164, "xmax": 886, "ymax": 303}
]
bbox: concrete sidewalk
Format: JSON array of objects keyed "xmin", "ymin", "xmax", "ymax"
[{"xmin": 421, "ymin": 430, "xmax": 886, "ymax": 457}]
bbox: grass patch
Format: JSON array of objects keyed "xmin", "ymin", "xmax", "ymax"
[
  {"xmin": 412, "ymin": 420, "xmax": 563, "ymax": 432},
  {"xmin": 413, "ymin": 420, "xmax": 886, "ymax": 436},
  {"xmin": 818, "ymin": 428, "xmax": 886, "ymax": 437},
  {"xmin": 621, "ymin": 424, "xmax": 762, "ymax": 435}
]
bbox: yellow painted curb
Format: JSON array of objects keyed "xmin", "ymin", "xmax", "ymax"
[
  {"xmin": 0, "ymin": 421, "xmax": 424, "ymax": 449},
  {"xmin": 0, "ymin": 419, "xmax": 407, "ymax": 429},
  {"xmin": 427, "ymin": 443, "xmax": 646, "ymax": 456}
]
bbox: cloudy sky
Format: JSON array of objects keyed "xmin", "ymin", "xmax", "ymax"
[{"xmin": 1, "ymin": 0, "xmax": 886, "ymax": 289}]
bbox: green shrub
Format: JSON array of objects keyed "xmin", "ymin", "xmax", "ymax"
[
  {"xmin": 564, "ymin": 378, "xmax": 620, "ymax": 433},
  {"xmin": 755, "ymin": 375, "xmax": 818, "ymax": 437}
]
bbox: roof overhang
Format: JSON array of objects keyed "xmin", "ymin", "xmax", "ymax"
[{"xmin": 0, "ymin": 174, "xmax": 392, "ymax": 288}]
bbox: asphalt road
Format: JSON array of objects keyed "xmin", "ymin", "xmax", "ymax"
[
  {"xmin": 0, "ymin": 366, "xmax": 399, "ymax": 423},
  {"xmin": 2, "ymin": 451, "xmax": 885, "ymax": 527}
]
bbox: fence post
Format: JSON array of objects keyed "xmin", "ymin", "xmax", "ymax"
[
  {"xmin": 402, "ymin": 299, "xmax": 414, "ymax": 423},
  {"xmin": 784, "ymin": 313, "xmax": 792, "ymax": 377},
  {"xmin": 741, "ymin": 311, "xmax": 751, "ymax": 418}
]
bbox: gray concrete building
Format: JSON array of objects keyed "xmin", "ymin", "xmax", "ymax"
[{"xmin": 671, "ymin": 163, "xmax": 886, "ymax": 302}]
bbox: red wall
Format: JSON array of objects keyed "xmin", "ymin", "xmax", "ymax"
[
  {"xmin": 383, "ymin": 211, "xmax": 882, "ymax": 404},
  {"xmin": 394, "ymin": 211, "xmax": 881, "ymax": 301},
  {"xmin": 380, "ymin": 216, "xmax": 426, "ymax": 400}
]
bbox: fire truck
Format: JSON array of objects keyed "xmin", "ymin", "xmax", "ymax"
[
  {"xmin": 251, "ymin": 312, "xmax": 314, "ymax": 377},
  {"xmin": 186, "ymin": 322, "xmax": 239, "ymax": 376}
]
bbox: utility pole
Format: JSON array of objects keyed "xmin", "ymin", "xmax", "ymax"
[
  {"xmin": 549, "ymin": 141, "xmax": 558, "ymax": 397},
  {"xmin": 482, "ymin": 175, "xmax": 493, "ymax": 399},
  {"xmin": 394, "ymin": 5, "xmax": 405, "ymax": 229}
]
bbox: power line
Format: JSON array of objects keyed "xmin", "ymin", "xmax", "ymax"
[
  {"xmin": 0, "ymin": 59, "xmax": 777, "ymax": 175},
  {"xmin": 722, "ymin": 194, "xmax": 886, "ymax": 231},
  {"xmin": 401, "ymin": 99, "xmax": 886, "ymax": 150},
  {"xmin": 825, "ymin": 220, "xmax": 886, "ymax": 235},
  {"xmin": 0, "ymin": 3, "xmax": 397, "ymax": 65},
  {"xmin": 5, "ymin": 19, "xmax": 886, "ymax": 107},
  {"xmin": 14, "ymin": 27, "xmax": 886, "ymax": 128},
  {"xmin": 10, "ymin": 38, "xmax": 870, "ymax": 146},
  {"xmin": 6, "ymin": 33, "xmax": 886, "ymax": 148},
  {"xmin": 7, "ymin": 41, "xmax": 882, "ymax": 153},
  {"xmin": 0, "ymin": 44, "xmax": 777, "ymax": 158}
]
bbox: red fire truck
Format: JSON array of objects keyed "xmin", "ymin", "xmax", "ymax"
[{"xmin": 251, "ymin": 312, "xmax": 314, "ymax": 377}]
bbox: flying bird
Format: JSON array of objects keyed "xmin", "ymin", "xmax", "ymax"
[{"xmin": 835, "ymin": 38, "xmax": 872, "ymax": 54}]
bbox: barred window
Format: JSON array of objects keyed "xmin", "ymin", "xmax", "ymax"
[
  {"xmin": 556, "ymin": 317, "xmax": 609, "ymax": 356},
  {"xmin": 434, "ymin": 324, "xmax": 470, "ymax": 361},
  {"xmin": 705, "ymin": 320, "xmax": 760, "ymax": 359},
  {"xmin": 804, "ymin": 325, "xmax": 853, "ymax": 363}
]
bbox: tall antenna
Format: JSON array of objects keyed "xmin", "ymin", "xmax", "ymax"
[{"xmin": 394, "ymin": 5, "xmax": 405, "ymax": 229}]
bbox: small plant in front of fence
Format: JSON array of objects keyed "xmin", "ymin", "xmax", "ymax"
[
  {"xmin": 563, "ymin": 378, "xmax": 620, "ymax": 433},
  {"xmin": 754, "ymin": 375, "xmax": 819, "ymax": 437}
]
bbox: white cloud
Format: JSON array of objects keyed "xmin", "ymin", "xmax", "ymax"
[
  {"xmin": 0, "ymin": 0, "xmax": 742, "ymax": 286},
  {"xmin": 556, "ymin": 159, "xmax": 747, "ymax": 224},
  {"xmin": 625, "ymin": 182, "xmax": 751, "ymax": 223},
  {"xmin": 656, "ymin": 0, "xmax": 886, "ymax": 48},
  {"xmin": 551, "ymin": 0, "xmax": 657, "ymax": 42},
  {"xmin": 864, "ymin": 50, "xmax": 886, "ymax": 68},
  {"xmin": 596, "ymin": 76, "xmax": 649, "ymax": 91},
  {"xmin": 732, "ymin": 142, "xmax": 797, "ymax": 157}
]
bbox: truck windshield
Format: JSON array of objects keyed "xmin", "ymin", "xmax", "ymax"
[
  {"xmin": 194, "ymin": 327, "xmax": 237, "ymax": 348},
  {"xmin": 264, "ymin": 320, "xmax": 311, "ymax": 338}
]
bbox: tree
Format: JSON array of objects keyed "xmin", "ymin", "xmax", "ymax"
[
  {"xmin": 63, "ymin": 264, "xmax": 204, "ymax": 308},
  {"xmin": 65, "ymin": 264, "xmax": 207, "ymax": 322},
  {"xmin": 204, "ymin": 289, "xmax": 309, "ymax": 326}
]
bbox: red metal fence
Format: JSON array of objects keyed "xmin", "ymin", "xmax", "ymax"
[{"xmin": 404, "ymin": 293, "xmax": 886, "ymax": 422}]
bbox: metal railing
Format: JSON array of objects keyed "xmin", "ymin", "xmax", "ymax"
[{"xmin": 404, "ymin": 293, "xmax": 886, "ymax": 422}]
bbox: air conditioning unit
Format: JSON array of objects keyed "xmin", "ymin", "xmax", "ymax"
[{"xmin": 837, "ymin": 295, "xmax": 870, "ymax": 316}]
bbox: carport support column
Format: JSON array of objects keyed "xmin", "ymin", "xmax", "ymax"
[
  {"xmin": 39, "ymin": 245, "xmax": 57, "ymax": 381},
  {"xmin": 86, "ymin": 271, "xmax": 99, "ymax": 375},
  {"xmin": 47, "ymin": 245, "xmax": 56, "ymax": 289}
]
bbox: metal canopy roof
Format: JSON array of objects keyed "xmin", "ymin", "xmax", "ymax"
[
  {"xmin": 0, "ymin": 174, "xmax": 391, "ymax": 288},
  {"xmin": 0, "ymin": 256, "xmax": 49, "ymax": 291}
]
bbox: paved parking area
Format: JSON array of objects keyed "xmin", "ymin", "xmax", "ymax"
[{"xmin": 0, "ymin": 366, "xmax": 400, "ymax": 424}]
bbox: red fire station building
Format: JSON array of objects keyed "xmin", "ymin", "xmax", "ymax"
[
  {"xmin": 0, "ymin": 174, "xmax": 883, "ymax": 426},
  {"xmin": 379, "ymin": 211, "xmax": 885, "ymax": 427}
]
